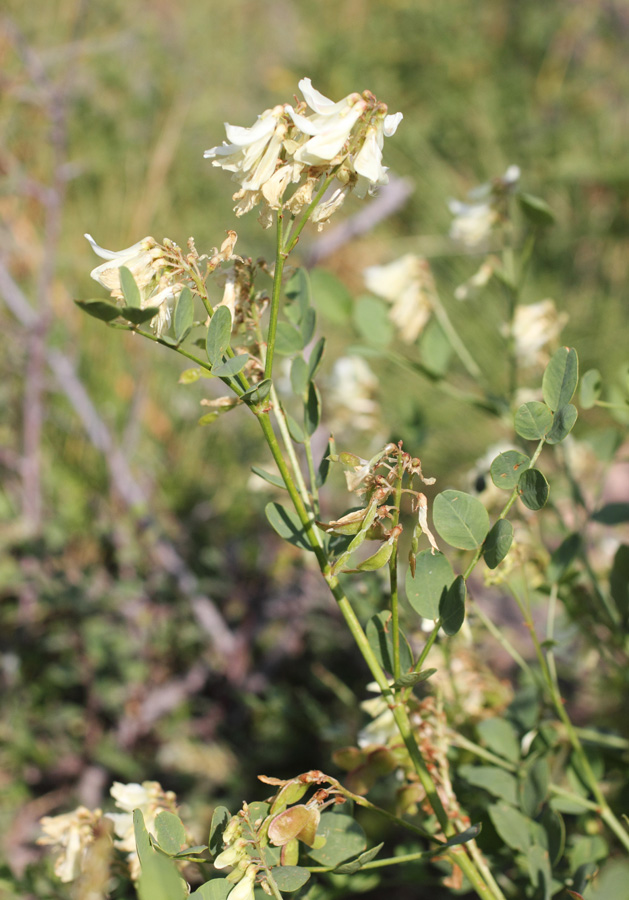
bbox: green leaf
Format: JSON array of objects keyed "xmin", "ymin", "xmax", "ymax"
[
  {"xmin": 174, "ymin": 287, "xmax": 194, "ymax": 341},
  {"xmin": 580, "ymin": 368, "xmax": 602, "ymax": 409},
  {"xmin": 540, "ymin": 807, "xmax": 565, "ymax": 867},
  {"xmin": 458, "ymin": 765, "xmax": 518, "ymax": 805},
  {"xmin": 366, "ymin": 610, "xmax": 414, "ymax": 675},
  {"xmin": 547, "ymin": 532, "xmax": 581, "ymax": 583},
  {"xmin": 290, "ymin": 356, "xmax": 309, "ymax": 396},
  {"xmin": 241, "ymin": 378, "xmax": 272, "ymax": 407},
  {"xmin": 154, "ymin": 811, "xmax": 186, "ymax": 856},
  {"xmin": 433, "ymin": 490, "xmax": 490, "ymax": 550},
  {"xmin": 483, "ymin": 519, "xmax": 513, "ymax": 569},
  {"xmin": 265, "ymin": 502, "xmax": 313, "ymax": 552},
  {"xmin": 211, "ymin": 354, "xmax": 248, "ymax": 378},
  {"xmin": 310, "ymin": 269, "xmax": 353, "ymax": 324},
  {"xmin": 317, "ymin": 439, "xmax": 332, "ymax": 487},
  {"xmin": 270, "ymin": 866, "xmax": 311, "ymax": 892},
  {"xmin": 569, "ymin": 835, "xmax": 609, "ymax": 870},
  {"xmin": 334, "ymin": 842, "xmax": 384, "ymax": 875},
  {"xmin": 610, "ymin": 545, "xmax": 629, "ymax": 626},
  {"xmin": 477, "ymin": 718, "xmax": 520, "ymax": 762},
  {"xmin": 208, "ymin": 807, "xmax": 231, "ymax": 858},
  {"xmin": 527, "ymin": 843, "xmax": 552, "ymax": 900},
  {"xmin": 425, "ymin": 823, "xmax": 482, "ymax": 857},
  {"xmin": 391, "ymin": 668, "xmax": 437, "ymax": 689},
  {"xmin": 133, "ymin": 809, "xmax": 153, "ymax": 868},
  {"xmin": 354, "ymin": 295, "xmax": 393, "ymax": 348},
  {"xmin": 307, "ymin": 813, "xmax": 366, "ymax": 867},
  {"xmin": 285, "ymin": 268, "xmax": 312, "ymax": 319},
  {"xmin": 439, "ymin": 575, "xmax": 466, "ymax": 635},
  {"xmin": 304, "ymin": 382, "xmax": 321, "ymax": 436},
  {"xmin": 591, "ymin": 503, "xmax": 629, "ymax": 525},
  {"xmin": 206, "ymin": 306, "xmax": 232, "ymax": 366},
  {"xmin": 119, "ymin": 265, "xmax": 141, "ymax": 307},
  {"xmin": 518, "ymin": 192, "xmax": 556, "ymax": 226},
  {"xmin": 518, "ymin": 468, "xmax": 549, "ymax": 510},
  {"xmin": 543, "ymin": 347, "xmax": 577, "ymax": 412},
  {"xmin": 307, "ymin": 337, "xmax": 326, "ymax": 382},
  {"xmin": 74, "ymin": 298, "xmax": 121, "ymax": 322},
  {"xmin": 519, "ymin": 758, "xmax": 550, "ymax": 818},
  {"xmin": 275, "ymin": 321, "xmax": 304, "ymax": 355},
  {"xmin": 490, "ymin": 450, "xmax": 530, "ymax": 490},
  {"xmin": 286, "ymin": 413, "xmax": 305, "ymax": 444},
  {"xmin": 300, "ymin": 307, "xmax": 316, "ymax": 346},
  {"xmin": 419, "ymin": 317, "xmax": 452, "ymax": 377},
  {"xmin": 250, "ymin": 466, "xmax": 286, "ymax": 490},
  {"xmin": 545, "ymin": 403, "xmax": 578, "ymax": 444},
  {"xmin": 120, "ymin": 305, "xmax": 161, "ymax": 325},
  {"xmin": 134, "ymin": 810, "xmax": 187, "ymax": 900},
  {"xmin": 488, "ymin": 802, "xmax": 531, "ymax": 854},
  {"xmin": 189, "ymin": 880, "xmax": 232, "ymax": 900},
  {"xmin": 514, "ymin": 401, "xmax": 553, "ymax": 440},
  {"xmin": 405, "ymin": 550, "xmax": 455, "ymax": 618}
]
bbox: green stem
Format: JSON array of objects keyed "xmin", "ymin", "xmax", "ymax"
[
  {"xmin": 282, "ymin": 171, "xmax": 338, "ymax": 256},
  {"xmin": 389, "ymin": 452, "xmax": 405, "ymax": 684},
  {"xmin": 431, "ymin": 291, "xmax": 484, "ymax": 382},
  {"xmin": 264, "ymin": 212, "xmax": 286, "ymax": 381}
]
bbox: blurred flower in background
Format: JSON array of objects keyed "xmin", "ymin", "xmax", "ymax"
[
  {"xmin": 364, "ymin": 253, "xmax": 436, "ymax": 342},
  {"xmin": 507, "ymin": 299, "xmax": 568, "ymax": 368}
]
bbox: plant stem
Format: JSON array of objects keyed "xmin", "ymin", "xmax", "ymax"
[
  {"xmin": 264, "ymin": 212, "xmax": 286, "ymax": 381},
  {"xmin": 389, "ymin": 451, "xmax": 405, "ymax": 684},
  {"xmin": 431, "ymin": 291, "xmax": 484, "ymax": 382}
]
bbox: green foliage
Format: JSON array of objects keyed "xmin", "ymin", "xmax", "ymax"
[{"xmin": 433, "ymin": 490, "xmax": 490, "ymax": 550}]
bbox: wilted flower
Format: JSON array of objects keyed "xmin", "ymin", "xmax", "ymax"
[
  {"xmin": 85, "ymin": 234, "xmax": 182, "ymax": 337},
  {"xmin": 106, "ymin": 780, "xmax": 177, "ymax": 880},
  {"xmin": 38, "ymin": 806, "xmax": 103, "ymax": 883},
  {"xmin": 364, "ymin": 254, "xmax": 436, "ymax": 342},
  {"xmin": 507, "ymin": 299, "xmax": 568, "ymax": 367}
]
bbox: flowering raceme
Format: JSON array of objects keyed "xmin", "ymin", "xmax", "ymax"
[{"xmin": 204, "ymin": 78, "xmax": 402, "ymax": 227}]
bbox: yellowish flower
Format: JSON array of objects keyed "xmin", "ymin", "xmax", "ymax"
[
  {"xmin": 106, "ymin": 780, "xmax": 177, "ymax": 880},
  {"xmin": 364, "ymin": 254, "xmax": 435, "ymax": 342},
  {"xmin": 38, "ymin": 806, "xmax": 103, "ymax": 883}
]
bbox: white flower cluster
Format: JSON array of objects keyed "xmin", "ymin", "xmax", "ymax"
[
  {"xmin": 85, "ymin": 233, "xmax": 182, "ymax": 336},
  {"xmin": 38, "ymin": 780, "xmax": 178, "ymax": 883},
  {"xmin": 204, "ymin": 78, "xmax": 403, "ymax": 229}
]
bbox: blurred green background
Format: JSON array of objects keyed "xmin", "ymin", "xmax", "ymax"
[{"xmin": 1, "ymin": 0, "xmax": 628, "ymax": 895}]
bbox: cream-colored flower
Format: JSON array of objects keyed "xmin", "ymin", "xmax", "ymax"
[
  {"xmin": 38, "ymin": 806, "xmax": 103, "ymax": 883},
  {"xmin": 228, "ymin": 864, "xmax": 258, "ymax": 900},
  {"xmin": 106, "ymin": 780, "xmax": 177, "ymax": 880},
  {"xmin": 507, "ymin": 299, "xmax": 568, "ymax": 367},
  {"xmin": 448, "ymin": 199, "xmax": 497, "ymax": 249},
  {"xmin": 328, "ymin": 356, "xmax": 380, "ymax": 434},
  {"xmin": 448, "ymin": 165, "xmax": 520, "ymax": 249},
  {"xmin": 364, "ymin": 254, "xmax": 435, "ymax": 342},
  {"xmin": 454, "ymin": 259, "xmax": 496, "ymax": 301},
  {"xmin": 85, "ymin": 234, "xmax": 181, "ymax": 337},
  {"xmin": 204, "ymin": 79, "xmax": 402, "ymax": 224}
]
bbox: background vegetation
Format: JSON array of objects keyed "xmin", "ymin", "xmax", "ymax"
[{"xmin": 1, "ymin": 1, "xmax": 628, "ymax": 897}]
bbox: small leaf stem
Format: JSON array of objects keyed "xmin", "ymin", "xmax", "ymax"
[{"xmin": 282, "ymin": 171, "xmax": 338, "ymax": 257}]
